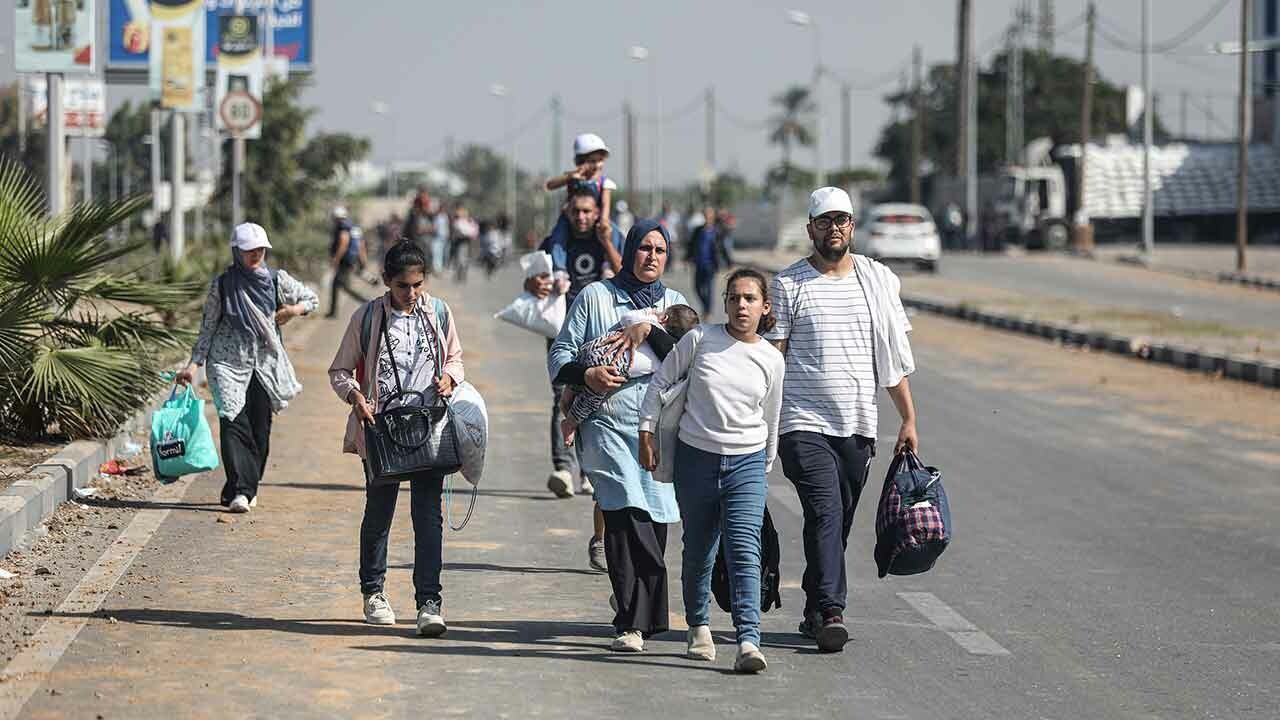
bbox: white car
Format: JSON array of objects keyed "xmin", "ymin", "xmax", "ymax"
[{"xmin": 856, "ymin": 203, "xmax": 942, "ymax": 272}]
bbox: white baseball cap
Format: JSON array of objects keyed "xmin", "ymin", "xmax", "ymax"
[
  {"xmin": 230, "ymin": 222, "xmax": 272, "ymax": 251},
  {"xmin": 573, "ymin": 133, "xmax": 610, "ymax": 157},
  {"xmin": 808, "ymin": 186, "xmax": 854, "ymax": 218},
  {"xmin": 332, "ymin": 205, "xmax": 348, "ymax": 219}
]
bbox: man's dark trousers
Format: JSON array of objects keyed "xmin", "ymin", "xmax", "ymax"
[{"xmin": 778, "ymin": 431, "xmax": 875, "ymax": 617}]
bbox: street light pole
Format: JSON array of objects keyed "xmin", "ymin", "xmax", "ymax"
[
  {"xmin": 787, "ymin": 11, "xmax": 824, "ymax": 187},
  {"xmin": 629, "ymin": 46, "xmax": 661, "ymax": 215},
  {"xmin": 1236, "ymin": 0, "xmax": 1251, "ymax": 273},
  {"xmin": 491, "ymin": 84, "xmax": 516, "ymax": 230},
  {"xmin": 1141, "ymin": 0, "xmax": 1154, "ymax": 257}
]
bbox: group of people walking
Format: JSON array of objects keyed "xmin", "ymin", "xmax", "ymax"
[{"xmin": 176, "ymin": 120, "xmax": 920, "ymax": 674}]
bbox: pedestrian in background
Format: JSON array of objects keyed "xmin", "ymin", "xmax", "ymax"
[
  {"xmin": 640, "ymin": 268, "xmax": 784, "ymax": 673},
  {"xmin": 451, "ymin": 205, "xmax": 479, "ymax": 283},
  {"xmin": 327, "ymin": 241, "xmax": 465, "ymax": 638},
  {"xmin": 766, "ymin": 187, "xmax": 920, "ymax": 653},
  {"xmin": 687, "ymin": 206, "xmax": 733, "ymax": 316},
  {"xmin": 548, "ymin": 220, "xmax": 689, "ymax": 652},
  {"xmin": 177, "ymin": 223, "xmax": 319, "ymax": 513},
  {"xmin": 326, "ymin": 206, "xmax": 370, "ymax": 318},
  {"xmin": 405, "ymin": 187, "xmax": 436, "ymax": 267}
]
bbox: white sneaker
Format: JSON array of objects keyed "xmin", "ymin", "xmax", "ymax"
[
  {"xmin": 547, "ymin": 470, "xmax": 574, "ymax": 498},
  {"xmin": 610, "ymin": 630, "xmax": 643, "ymax": 652},
  {"xmin": 362, "ymin": 592, "xmax": 395, "ymax": 625},
  {"xmin": 249, "ymin": 495, "xmax": 258, "ymax": 508},
  {"xmin": 686, "ymin": 625, "xmax": 715, "ymax": 661},
  {"xmin": 578, "ymin": 477, "xmax": 594, "ymax": 496},
  {"xmin": 228, "ymin": 495, "xmax": 250, "ymax": 513},
  {"xmin": 416, "ymin": 600, "xmax": 447, "ymax": 638},
  {"xmin": 734, "ymin": 641, "xmax": 767, "ymax": 673}
]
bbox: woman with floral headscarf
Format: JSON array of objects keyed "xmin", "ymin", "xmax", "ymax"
[
  {"xmin": 548, "ymin": 219, "xmax": 689, "ymax": 652},
  {"xmin": 177, "ymin": 223, "xmax": 319, "ymax": 513}
]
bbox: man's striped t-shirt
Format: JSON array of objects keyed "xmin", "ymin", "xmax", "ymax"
[{"xmin": 765, "ymin": 257, "xmax": 908, "ymax": 439}]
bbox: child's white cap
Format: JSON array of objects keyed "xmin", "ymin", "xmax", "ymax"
[{"xmin": 573, "ymin": 133, "xmax": 609, "ymax": 157}]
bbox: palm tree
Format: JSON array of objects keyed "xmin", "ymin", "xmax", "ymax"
[
  {"xmin": 0, "ymin": 158, "xmax": 201, "ymax": 440},
  {"xmin": 769, "ymin": 85, "xmax": 816, "ymax": 180}
]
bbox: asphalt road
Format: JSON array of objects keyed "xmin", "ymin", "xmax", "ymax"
[
  {"xmin": 5, "ymin": 260, "xmax": 1277, "ymax": 719},
  {"xmin": 930, "ymin": 252, "xmax": 1280, "ymax": 334}
]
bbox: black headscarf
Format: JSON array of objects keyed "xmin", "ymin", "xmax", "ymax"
[
  {"xmin": 611, "ymin": 219, "xmax": 668, "ymax": 309},
  {"xmin": 220, "ymin": 248, "xmax": 277, "ymax": 339}
]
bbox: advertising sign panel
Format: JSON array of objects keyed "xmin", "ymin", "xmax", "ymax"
[
  {"xmin": 145, "ymin": 0, "xmax": 206, "ymax": 110},
  {"xmin": 27, "ymin": 76, "xmax": 107, "ymax": 137},
  {"xmin": 107, "ymin": 0, "xmax": 313, "ymax": 75},
  {"xmin": 13, "ymin": 0, "xmax": 97, "ymax": 73},
  {"xmin": 215, "ymin": 14, "xmax": 263, "ymax": 139}
]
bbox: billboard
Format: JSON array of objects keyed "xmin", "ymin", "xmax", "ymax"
[
  {"xmin": 27, "ymin": 76, "xmax": 107, "ymax": 137},
  {"xmin": 107, "ymin": 0, "xmax": 313, "ymax": 74},
  {"xmin": 146, "ymin": 0, "xmax": 206, "ymax": 110},
  {"xmin": 13, "ymin": 0, "xmax": 97, "ymax": 73},
  {"xmin": 215, "ymin": 14, "xmax": 263, "ymax": 139}
]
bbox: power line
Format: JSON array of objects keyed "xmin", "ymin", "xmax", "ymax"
[
  {"xmin": 1095, "ymin": 0, "xmax": 1233, "ymax": 54},
  {"xmin": 714, "ymin": 100, "xmax": 770, "ymax": 132}
]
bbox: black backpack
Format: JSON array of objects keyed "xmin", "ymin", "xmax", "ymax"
[{"xmin": 711, "ymin": 504, "xmax": 782, "ymax": 614}]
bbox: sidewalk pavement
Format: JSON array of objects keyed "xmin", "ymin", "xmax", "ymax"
[{"xmin": 1091, "ymin": 243, "xmax": 1280, "ymax": 288}]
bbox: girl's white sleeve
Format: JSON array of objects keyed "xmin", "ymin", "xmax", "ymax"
[{"xmin": 638, "ymin": 327, "xmax": 701, "ymax": 433}]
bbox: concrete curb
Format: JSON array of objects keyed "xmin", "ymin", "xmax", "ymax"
[
  {"xmin": 0, "ymin": 385, "xmax": 166, "ymax": 560},
  {"xmin": 744, "ymin": 259, "xmax": 1280, "ymax": 392},
  {"xmin": 1112, "ymin": 254, "xmax": 1280, "ymax": 294}
]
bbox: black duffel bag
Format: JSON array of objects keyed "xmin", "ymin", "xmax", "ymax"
[{"xmin": 363, "ymin": 308, "xmax": 462, "ymax": 486}]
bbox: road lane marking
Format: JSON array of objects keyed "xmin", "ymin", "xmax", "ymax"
[
  {"xmin": 0, "ymin": 476, "xmax": 195, "ymax": 720},
  {"xmin": 898, "ymin": 591, "xmax": 1011, "ymax": 656}
]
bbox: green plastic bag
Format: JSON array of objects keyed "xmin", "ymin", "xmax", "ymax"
[{"xmin": 150, "ymin": 385, "xmax": 220, "ymax": 482}]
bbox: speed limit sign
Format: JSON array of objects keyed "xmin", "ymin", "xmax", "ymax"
[{"xmin": 219, "ymin": 90, "xmax": 262, "ymax": 136}]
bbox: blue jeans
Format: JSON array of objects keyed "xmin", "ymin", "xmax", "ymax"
[
  {"xmin": 674, "ymin": 439, "xmax": 767, "ymax": 645},
  {"xmin": 359, "ymin": 466, "xmax": 444, "ymax": 610}
]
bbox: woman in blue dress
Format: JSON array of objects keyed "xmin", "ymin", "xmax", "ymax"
[{"xmin": 548, "ymin": 219, "xmax": 688, "ymax": 653}]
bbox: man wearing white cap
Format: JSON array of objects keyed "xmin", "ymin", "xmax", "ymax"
[
  {"xmin": 326, "ymin": 205, "xmax": 369, "ymax": 318},
  {"xmin": 765, "ymin": 187, "xmax": 920, "ymax": 652},
  {"xmin": 176, "ymin": 222, "xmax": 319, "ymax": 513}
]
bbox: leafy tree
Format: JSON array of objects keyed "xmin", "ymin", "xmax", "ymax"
[
  {"xmin": 0, "ymin": 83, "xmax": 48, "ymax": 192},
  {"xmin": 768, "ymin": 85, "xmax": 815, "ymax": 186},
  {"xmin": 219, "ymin": 78, "xmax": 370, "ymax": 232},
  {"xmin": 444, "ymin": 143, "xmax": 542, "ymax": 241},
  {"xmin": 0, "ymin": 159, "xmax": 201, "ymax": 440},
  {"xmin": 707, "ymin": 171, "xmax": 753, "ymax": 208},
  {"xmin": 874, "ymin": 50, "xmax": 1165, "ymax": 198}
]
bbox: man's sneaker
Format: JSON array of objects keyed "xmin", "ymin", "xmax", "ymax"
[
  {"xmin": 798, "ymin": 610, "xmax": 823, "ymax": 640},
  {"xmin": 588, "ymin": 537, "xmax": 608, "ymax": 573},
  {"xmin": 578, "ymin": 477, "xmax": 595, "ymax": 496},
  {"xmin": 547, "ymin": 470, "xmax": 574, "ymax": 498},
  {"xmin": 416, "ymin": 600, "xmax": 447, "ymax": 638},
  {"xmin": 362, "ymin": 592, "xmax": 395, "ymax": 625},
  {"xmin": 686, "ymin": 625, "xmax": 715, "ymax": 661},
  {"xmin": 610, "ymin": 630, "xmax": 643, "ymax": 653},
  {"xmin": 816, "ymin": 614, "xmax": 849, "ymax": 653},
  {"xmin": 228, "ymin": 495, "xmax": 251, "ymax": 513},
  {"xmin": 249, "ymin": 495, "xmax": 258, "ymax": 508},
  {"xmin": 734, "ymin": 641, "xmax": 768, "ymax": 673}
]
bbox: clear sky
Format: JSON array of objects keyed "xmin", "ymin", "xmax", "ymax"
[{"xmin": 0, "ymin": 1, "xmax": 1245, "ymax": 187}]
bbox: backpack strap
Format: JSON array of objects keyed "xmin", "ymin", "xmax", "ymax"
[{"xmin": 432, "ymin": 297, "xmax": 450, "ymax": 338}]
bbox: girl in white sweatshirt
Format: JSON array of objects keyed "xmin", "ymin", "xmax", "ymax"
[{"xmin": 639, "ymin": 268, "xmax": 785, "ymax": 674}]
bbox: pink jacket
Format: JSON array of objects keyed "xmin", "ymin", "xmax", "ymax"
[{"xmin": 327, "ymin": 293, "xmax": 465, "ymax": 458}]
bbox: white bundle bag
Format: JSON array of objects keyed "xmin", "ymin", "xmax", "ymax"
[
  {"xmin": 650, "ymin": 378, "xmax": 689, "ymax": 484},
  {"xmin": 448, "ymin": 381, "xmax": 489, "ymax": 486},
  {"xmin": 493, "ymin": 251, "xmax": 565, "ymax": 338}
]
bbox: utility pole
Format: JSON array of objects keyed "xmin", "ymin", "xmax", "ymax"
[
  {"xmin": 841, "ymin": 83, "xmax": 852, "ymax": 171},
  {"xmin": 46, "ymin": 73, "xmax": 66, "ymax": 215},
  {"xmin": 1180, "ymin": 91, "xmax": 1188, "ymax": 139},
  {"xmin": 1237, "ymin": 0, "xmax": 1251, "ymax": 272},
  {"xmin": 910, "ymin": 45, "xmax": 924, "ymax": 205},
  {"xmin": 231, "ymin": 0, "xmax": 248, "ymax": 225},
  {"xmin": 1039, "ymin": 0, "xmax": 1055, "ymax": 53},
  {"xmin": 17, "ymin": 78, "xmax": 27, "ymax": 158},
  {"xmin": 170, "ymin": 112, "xmax": 186, "ymax": 261},
  {"xmin": 1141, "ymin": 0, "xmax": 1154, "ymax": 257},
  {"xmin": 1005, "ymin": 6, "xmax": 1025, "ymax": 166},
  {"xmin": 1074, "ymin": 2, "xmax": 1096, "ymax": 253},
  {"xmin": 624, "ymin": 101, "xmax": 637, "ymax": 205},
  {"xmin": 956, "ymin": 0, "xmax": 970, "ymax": 184},
  {"xmin": 550, "ymin": 94, "xmax": 562, "ymax": 228},
  {"xmin": 957, "ymin": 0, "xmax": 977, "ymax": 244},
  {"xmin": 705, "ymin": 86, "xmax": 716, "ymax": 174}
]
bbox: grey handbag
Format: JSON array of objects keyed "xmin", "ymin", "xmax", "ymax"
[{"xmin": 363, "ymin": 309, "xmax": 462, "ymax": 485}]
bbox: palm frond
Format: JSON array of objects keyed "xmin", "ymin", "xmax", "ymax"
[
  {"xmin": 66, "ymin": 275, "xmax": 205, "ymax": 310},
  {"xmin": 0, "ymin": 288, "xmax": 46, "ymax": 370}
]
